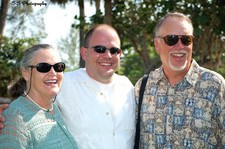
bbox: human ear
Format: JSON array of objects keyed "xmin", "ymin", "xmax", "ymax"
[
  {"xmin": 22, "ymin": 68, "xmax": 29, "ymax": 81},
  {"xmin": 154, "ymin": 38, "xmax": 160, "ymax": 55},
  {"xmin": 80, "ymin": 47, "xmax": 87, "ymax": 61}
]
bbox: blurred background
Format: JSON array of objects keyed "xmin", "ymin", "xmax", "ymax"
[{"xmin": 0, "ymin": 0, "xmax": 225, "ymax": 103}]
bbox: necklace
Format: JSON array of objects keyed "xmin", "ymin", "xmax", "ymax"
[{"xmin": 25, "ymin": 94, "xmax": 53, "ymax": 112}]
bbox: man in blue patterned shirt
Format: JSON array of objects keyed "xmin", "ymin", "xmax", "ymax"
[{"xmin": 135, "ymin": 12, "xmax": 225, "ymax": 149}]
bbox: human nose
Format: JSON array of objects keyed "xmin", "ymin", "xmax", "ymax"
[
  {"xmin": 49, "ymin": 66, "xmax": 57, "ymax": 75},
  {"xmin": 174, "ymin": 39, "xmax": 185, "ymax": 49},
  {"xmin": 103, "ymin": 49, "xmax": 113, "ymax": 58}
]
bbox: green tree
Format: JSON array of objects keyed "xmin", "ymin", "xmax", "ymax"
[
  {"xmin": 0, "ymin": 37, "xmax": 37, "ymax": 97},
  {"xmin": 113, "ymin": 1, "xmax": 224, "ymax": 81},
  {"xmin": 0, "ymin": 1, "xmax": 48, "ymax": 97},
  {"xmin": 58, "ymin": 27, "xmax": 79, "ymax": 71},
  {"xmin": 0, "ymin": 0, "xmax": 10, "ymax": 36},
  {"xmin": 47, "ymin": 0, "xmax": 225, "ymax": 82}
]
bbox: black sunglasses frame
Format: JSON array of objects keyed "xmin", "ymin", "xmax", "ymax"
[
  {"xmin": 28, "ymin": 62, "xmax": 66, "ymax": 73},
  {"xmin": 86, "ymin": 45, "xmax": 121, "ymax": 55},
  {"xmin": 156, "ymin": 35, "xmax": 194, "ymax": 46}
]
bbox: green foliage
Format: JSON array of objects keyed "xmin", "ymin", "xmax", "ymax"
[
  {"xmin": 57, "ymin": 0, "xmax": 225, "ymax": 79},
  {"xmin": 71, "ymin": 0, "xmax": 225, "ymax": 80},
  {"xmin": 2, "ymin": 0, "xmax": 224, "ymax": 98},
  {"xmin": 58, "ymin": 27, "xmax": 79, "ymax": 71},
  {"xmin": 118, "ymin": 51, "xmax": 145, "ymax": 85},
  {"xmin": 6, "ymin": 2, "xmax": 47, "ymax": 40},
  {"xmin": 90, "ymin": 10, "xmax": 104, "ymax": 24},
  {"xmin": 0, "ymin": 1, "xmax": 47, "ymax": 97},
  {"xmin": 0, "ymin": 37, "xmax": 37, "ymax": 97},
  {"xmin": 113, "ymin": 0, "xmax": 225, "ymax": 79}
]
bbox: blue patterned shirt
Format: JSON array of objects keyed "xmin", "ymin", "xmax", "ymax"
[{"xmin": 135, "ymin": 60, "xmax": 225, "ymax": 149}]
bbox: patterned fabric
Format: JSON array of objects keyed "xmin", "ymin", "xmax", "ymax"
[
  {"xmin": 0, "ymin": 96, "xmax": 78, "ymax": 149},
  {"xmin": 135, "ymin": 60, "xmax": 225, "ymax": 149}
]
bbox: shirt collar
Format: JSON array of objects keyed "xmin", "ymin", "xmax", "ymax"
[
  {"xmin": 185, "ymin": 59, "xmax": 200, "ymax": 86},
  {"xmin": 151, "ymin": 59, "xmax": 200, "ymax": 87}
]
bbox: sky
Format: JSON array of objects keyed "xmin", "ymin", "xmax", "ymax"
[
  {"xmin": 40, "ymin": 0, "xmax": 97, "ymax": 47},
  {"xmin": 6, "ymin": 0, "xmax": 98, "ymax": 47},
  {"xmin": 41, "ymin": 1, "xmax": 78, "ymax": 46}
]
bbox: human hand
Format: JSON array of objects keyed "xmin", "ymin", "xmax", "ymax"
[{"xmin": 0, "ymin": 104, "xmax": 9, "ymax": 133}]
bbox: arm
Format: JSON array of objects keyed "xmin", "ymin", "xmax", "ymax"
[
  {"xmin": 0, "ymin": 104, "xmax": 9, "ymax": 133},
  {"xmin": 0, "ymin": 108, "xmax": 30, "ymax": 148}
]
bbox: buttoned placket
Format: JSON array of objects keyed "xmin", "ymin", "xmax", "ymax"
[
  {"xmin": 98, "ymin": 88, "xmax": 116, "ymax": 148},
  {"xmin": 84, "ymin": 76, "xmax": 119, "ymax": 148}
]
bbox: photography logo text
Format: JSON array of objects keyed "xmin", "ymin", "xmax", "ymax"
[{"xmin": 11, "ymin": 1, "xmax": 48, "ymax": 7}]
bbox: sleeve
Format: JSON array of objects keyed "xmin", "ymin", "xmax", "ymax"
[
  {"xmin": 133, "ymin": 76, "xmax": 146, "ymax": 125},
  {"xmin": 134, "ymin": 78, "xmax": 143, "ymax": 101},
  {"xmin": 220, "ymin": 78, "xmax": 225, "ymax": 147},
  {"xmin": 0, "ymin": 110, "xmax": 31, "ymax": 148}
]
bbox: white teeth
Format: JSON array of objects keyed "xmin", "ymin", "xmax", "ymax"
[
  {"xmin": 171, "ymin": 53, "xmax": 185, "ymax": 57},
  {"xmin": 45, "ymin": 80, "xmax": 57, "ymax": 83},
  {"xmin": 101, "ymin": 63, "xmax": 111, "ymax": 66}
]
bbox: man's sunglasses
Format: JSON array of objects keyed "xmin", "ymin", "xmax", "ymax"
[
  {"xmin": 156, "ymin": 35, "xmax": 194, "ymax": 46},
  {"xmin": 28, "ymin": 62, "xmax": 66, "ymax": 73},
  {"xmin": 87, "ymin": 45, "xmax": 121, "ymax": 55}
]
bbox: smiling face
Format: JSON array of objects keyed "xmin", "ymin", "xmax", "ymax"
[
  {"xmin": 81, "ymin": 25, "xmax": 121, "ymax": 84},
  {"xmin": 22, "ymin": 48, "xmax": 63, "ymax": 101},
  {"xmin": 154, "ymin": 16, "xmax": 193, "ymax": 78}
]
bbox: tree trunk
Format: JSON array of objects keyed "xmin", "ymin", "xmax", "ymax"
[
  {"xmin": 130, "ymin": 34, "xmax": 153, "ymax": 74},
  {"xmin": 0, "ymin": 0, "xmax": 10, "ymax": 48},
  {"xmin": 78, "ymin": 0, "xmax": 85, "ymax": 68},
  {"xmin": 95, "ymin": 0, "xmax": 100, "ymax": 13},
  {"xmin": 104, "ymin": 0, "xmax": 112, "ymax": 25}
]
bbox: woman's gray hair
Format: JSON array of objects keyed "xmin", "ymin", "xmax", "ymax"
[{"xmin": 21, "ymin": 44, "xmax": 53, "ymax": 70}]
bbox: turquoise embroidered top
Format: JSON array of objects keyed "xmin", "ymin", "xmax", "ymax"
[{"xmin": 0, "ymin": 96, "xmax": 78, "ymax": 149}]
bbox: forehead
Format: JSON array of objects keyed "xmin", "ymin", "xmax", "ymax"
[
  {"xmin": 90, "ymin": 27, "xmax": 121, "ymax": 47},
  {"xmin": 32, "ymin": 48, "xmax": 61, "ymax": 63},
  {"xmin": 158, "ymin": 17, "xmax": 193, "ymax": 35}
]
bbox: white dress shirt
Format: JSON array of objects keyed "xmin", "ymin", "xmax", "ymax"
[{"xmin": 56, "ymin": 68, "xmax": 135, "ymax": 149}]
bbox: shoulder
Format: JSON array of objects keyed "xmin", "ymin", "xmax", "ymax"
[
  {"xmin": 194, "ymin": 61, "xmax": 225, "ymax": 84},
  {"xmin": 200, "ymin": 67, "xmax": 224, "ymax": 82},
  {"xmin": 3, "ymin": 96, "xmax": 35, "ymax": 122},
  {"xmin": 188, "ymin": 60, "xmax": 225, "ymax": 92},
  {"xmin": 63, "ymin": 68, "xmax": 93, "ymax": 83},
  {"xmin": 2, "ymin": 96, "xmax": 29, "ymax": 127},
  {"xmin": 60, "ymin": 68, "xmax": 87, "ymax": 91},
  {"xmin": 135, "ymin": 67, "xmax": 162, "ymax": 88},
  {"xmin": 114, "ymin": 73, "xmax": 133, "ymax": 87},
  {"xmin": 198, "ymin": 67, "xmax": 225, "ymax": 93},
  {"xmin": 3, "ymin": 96, "xmax": 26, "ymax": 115},
  {"xmin": 63, "ymin": 68, "xmax": 84, "ymax": 80},
  {"xmin": 134, "ymin": 74, "xmax": 149, "ymax": 94}
]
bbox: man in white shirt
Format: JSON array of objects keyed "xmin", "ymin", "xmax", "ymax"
[
  {"xmin": 0, "ymin": 24, "xmax": 135, "ymax": 149},
  {"xmin": 56, "ymin": 24, "xmax": 135, "ymax": 149}
]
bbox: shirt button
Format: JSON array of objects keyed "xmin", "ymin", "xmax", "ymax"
[
  {"xmin": 106, "ymin": 112, "xmax": 109, "ymax": 115},
  {"xmin": 100, "ymin": 92, "xmax": 103, "ymax": 95},
  {"xmin": 63, "ymin": 125, "xmax": 66, "ymax": 130}
]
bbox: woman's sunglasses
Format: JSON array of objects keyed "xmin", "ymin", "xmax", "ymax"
[
  {"xmin": 28, "ymin": 62, "xmax": 66, "ymax": 73},
  {"xmin": 156, "ymin": 35, "xmax": 194, "ymax": 46},
  {"xmin": 86, "ymin": 45, "xmax": 121, "ymax": 55}
]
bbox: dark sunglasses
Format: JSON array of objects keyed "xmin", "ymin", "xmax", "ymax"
[
  {"xmin": 87, "ymin": 45, "xmax": 121, "ymax": 55},
  {"xmin": 28, "ymin": 62, "xmax": 66, "ymax": 73},
  {"xmin": 157, "ymin": 35, "xmax": 194, "ymax": 46}
]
